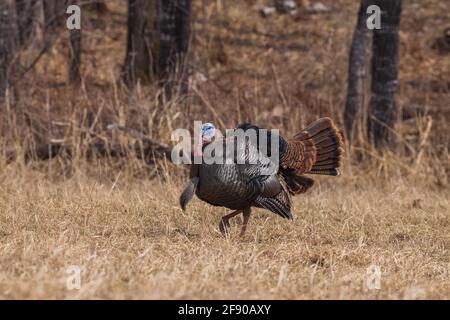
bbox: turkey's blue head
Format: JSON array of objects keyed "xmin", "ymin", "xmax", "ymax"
[
  {"xmin": 201, "ymin": 122, "xmax": 216, "ymax": 143},
  {"xmin": 194, "ymin": 122, "xmax": 216, "ymax": 157}
]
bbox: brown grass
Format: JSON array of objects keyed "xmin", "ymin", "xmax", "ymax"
[
  {"xmin": 0, "ymin": 0, "xmax": 449, "ymax": 299},
  {"xmin": 0, "ymin": 160, "xmax": 449, "ymax": 299}
]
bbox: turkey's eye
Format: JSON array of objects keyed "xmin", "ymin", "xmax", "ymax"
[{"xmin": 202, "ymin": 128, "xmax": 215, "ymax": 142}]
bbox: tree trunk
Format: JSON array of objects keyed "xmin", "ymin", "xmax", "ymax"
[
  {"xmin": 175, "ymin": 0, "xmax": 191, "ymax": 95},
  {"xmin": 69, "ymin": 31, "xmax": 82, "ymax": 83},
  {"xmin": 344, "ymin": 0, "xmax": 372, "ymax": 142},
  {"xmin": 15, "ymin": 0, "xmax": 39, "ymax": 46},
  {"xmin": 158, "ymin": 0, "xmax": 191, "ymax": 95},
  {"xmin": 368, "ymin": 0, "xmax": 402, "ymax": 148},
  {"xmin": 43, "ymin": 0, "xmax": 66, "ymax": 29},
  {"xmin": 43, "ymin": 0, "xmax": 55, "ymax": 28},
  {"xmin": 123, "ymin": 0, "xmax": 158, "ymax": 85},
  {"xmin": 86, "ymin": 0, "xmax": 108, "ymax": 13},
  {"xmin": 0, "ymin": 0, "xmax": 18, "ymax": 98},
  {"xmin": 68, "ymin": 1, "xmax": 82, "ymax": 85},
  {"xmin": 123, "ymin": 0, "xmax": 191, "ymax": 92}
]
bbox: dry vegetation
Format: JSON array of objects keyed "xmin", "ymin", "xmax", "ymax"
[
  {"xmin": 0, "ymin": 0, "xmax": 449, "ymax": 299},
  {"xmin": 0, "ymin": 161, "xmax": 449, "ymax": 299}
]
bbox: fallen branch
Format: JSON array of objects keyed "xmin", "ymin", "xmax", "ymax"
[{"xmin": 4, "ymin": 126, "xmax": 173, "ymax": 165}]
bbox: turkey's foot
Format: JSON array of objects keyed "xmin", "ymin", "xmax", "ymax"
[
  {"xmin": 219, "ymin": 210, "xmax": 241, "ymax": 235},
  {"xmin": 239, "ymin": 208, "xmax": 251, "ymax": 237}
]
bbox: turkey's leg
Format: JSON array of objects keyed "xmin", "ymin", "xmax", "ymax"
[
  {"xmin": 219, "ymin": 210, "xmax": 241, "ymax": 235},
  {"xmin": 239, "ymin": 208, "xmax": 251, "ymax": 237}
]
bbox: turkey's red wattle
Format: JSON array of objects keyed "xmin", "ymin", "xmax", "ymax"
[{"xmin": 194, "ymin": 138, "xmax": 203, "ymax": 157}]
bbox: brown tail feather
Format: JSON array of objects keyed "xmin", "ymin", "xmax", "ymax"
[
  {"xmin": 280, "ymin": 117, "xmax": 345, "ymax": 176},
  {"xmin": 314, "ymin": 135, "xmax": 342, "ymax": 149},
  {"xmin": 283, "ymin": 172, "xmax": 315, "ymax": 195},
  {"xmin": 309, "ymin": 168, "xmax": 340, "ymax": 176},
  {"xmin": 315, "ymin": 148, "xmax": 344, "ymax": 163}
]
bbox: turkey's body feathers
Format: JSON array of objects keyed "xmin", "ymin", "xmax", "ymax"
[{"xmin": 179, "ymin": 118, "xmax": 344, "ymax": 224}]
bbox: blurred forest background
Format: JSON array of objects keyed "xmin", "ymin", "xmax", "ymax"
[{"xmin": 0, "ymin": 0, "xmax": 449, "ymax": 181}]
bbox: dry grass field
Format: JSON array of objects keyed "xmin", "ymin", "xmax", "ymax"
[
  {"xmin": 0, "ymin": 0, "xmax": 449, "ymax": 299},
  {"xmin": 0, "ymin": 158, "xmax": 448, "ymax": 299}
]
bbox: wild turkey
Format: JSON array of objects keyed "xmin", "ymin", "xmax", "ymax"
[{"xmin": 180, "ymin": 118, "xmax": 345, "ymax": 236}]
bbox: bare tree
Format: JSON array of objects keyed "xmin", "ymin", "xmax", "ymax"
[
  {"xmin": 344, "ymin": 0, "xmax": 372, "ymax": 142},
  {"xmin": 123, "ymin": 0, "xmax": 158, "ymax": 85},
  {"xmin": 368, "ymin": 0, "xmax": 402, "ymax": 148},
  {"xmin": 158, "ymin": 0, "xmax": 191, "ymax": 94},
  {"xmin": 123, "ymin": 0, "xmax": 191, "ymax": 93},
  {"xmin": 43, "ymin": 0, "xmax": 66, "ymax": 29},
  {"xmin": 0, "ymin": 0, "xmax": 18, "ymax": 97},
  {"xmin": 68, "ymin": 0, "xmax": 81, "ymax": 84},
  {"xmin": 15, "ymin": 0, "xmax": 39, "ymax": 46}
]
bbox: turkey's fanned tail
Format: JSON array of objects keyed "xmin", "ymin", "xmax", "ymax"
[{"xmin": 281, "ymin": 117, "xmax": 345, "ymax": 176}]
